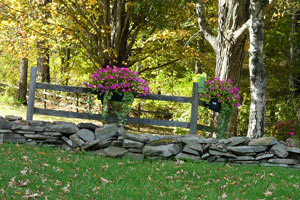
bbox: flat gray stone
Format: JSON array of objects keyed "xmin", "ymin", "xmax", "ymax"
[
  {"xmin": 3, "ymin": 134, "xmax": 26, "ymax": 144},
  {"xmin": 255, "ymin": 153, "xmax": 274, "ymax": 160},
  {"xmin": 268, "ymin": 158, "xmax": 295, "ymax": 165},
  {"xmin": 0, "ymin": 120, "xmax": 13, "ymax": 130},
  {"xmin": 227, "ymin": 146, "xmax": 268, "ymax": 155},
  {"xmin": 5, "ymin": 115, "xmax": 22, "ymax": 121},
  {"xmin": 209, "ymin": 150, "xmax": 237, "ymax": 158},
  {"xmin": 207, "ymin": 156, "xmax": 220, "ymax": 162},
  {"xmin": 62, "ymin": 136, "xmax": 77, "ymax": 147},
  {"xmin": 26, "ymin": 120, "xmax": 46, "ymax": 126},
  {"xmin": 77, "ymin": 129, "xmax": 95, "ymax": 142},
  {"xmin": 228, "ymin": 156, "xmax": 255, "ymax": 161},
  {"xmin": 180, "ymin": 135, "xmax": 205, "ymax": 144},
  {"xmin": 117, "ymin": 125, "xmax": 126, "ymax": 135},
  {"xmin": 143, "ymin": 143, "xmax": 182, "ymax": 158},
  {"xmin": 123, "ymin": 132, "xmax": 149, "ymax": 143},
  {"xmin": 248, "ymin": 137, "xmax": 277, "ymax": 146},
  {"xmin": 201, "ymin": 153, "xmax": 210, "ymax": 159},
  {"xmin": 260, "ymin": 163, "xmax": 290, "ymax": 168},
  {"xmin": 270, "ymin": 143, "xmax": 288, "ymax": 158},
  {"xmin": 104, "ymin": 146, "xmax": 128, "ymax": 157},
  {"xmin": 45, "ymin": 122, "xmax": 79, "ymax": 135},
  {"xmin": 209, "ymin": 144, "xmax": 227, "ymax": 152},
  {"xmin": 185, "ymin": 143, "xmax": 203, "ymax": 153},
  {"xmin": 95, "ymin": 124, "xmax": 118, "ymax": 141},
  {"xmin": 123, "ymin": 139, "xmax": 144, "ymax": 149},
  {"xmin": 183, "ymin": 146, "xmax": 200, "ymax": 156},
  {"xmin": 175, "ymin": 153, "xmax": 201, "ymax": 161},
  {"xmin": 15, "ymin": 130, "xmax": 36, "ymax": 135},
  {"xmin": 198, "ymin": 138, "xmax": 218, "ymax": 144},
  {"xmin": 123, "ymin": 152, "xmax": 144, "ymax": 161},
  {"xmin": 82, "ymin": 139, "xmax": 101, "ymax": 150},
  {"xmin": 128, "ymin": 148, "xmax": 143, "ymax": 153},
  {"xmin": 0, "ymin": 130, "xmax": 12, "ymax": 134},
  {"xmin": 96, "ymin": 138, "xmax": 112, "ymax": 148},
  {"xmin": 24, "ymin": 134, "xmax": 56, "ymax": 140},
  {"xmin": 12, "ymin": 124, "xmax": 45, "ymax": 132},
  {"xmin": 77, "ymin": 123, "xmax": 100, "ymax": 131},
  {"xmin": 221, "ymin": 137, "xmax": 249, "ymax": 146},
  {"xmin": 148, "ymin": 137, "xmax": 180, "ymax": 146},
  {"xmin": 69, "ymin": 134, "xmax": 85, "ymax": 147},
  {"xmin": 42, "ymin": 132, "xmax": 62, "ymax": 137},
  {"xmin": 111, "ymin": 140, "xmax": 122, "ymax": 147},
  {"xmin": 287, "ymin": 147, "xmax": 300, "ymax": 154}
]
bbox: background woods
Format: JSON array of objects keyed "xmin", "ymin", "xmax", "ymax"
[{"xmin": 0, "ymin": 0, "xmax": 299, "ymax": 139}]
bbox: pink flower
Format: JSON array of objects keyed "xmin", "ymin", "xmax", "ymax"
[
  {"xmin": 211, "ymin": 87, "xmax": 215, "ymax": 90},
  {"xmin": 290, "ymin": 132, "xmax": 295, "ymax": 136}
]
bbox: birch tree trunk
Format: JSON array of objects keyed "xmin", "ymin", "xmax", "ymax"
[
  {"xmin": 247, "ymin": 0, "xmax": 268, "ymax": 138},
  {"xmin": 18, "ymin": 58, "xmax": 28, "ymax": 104}
]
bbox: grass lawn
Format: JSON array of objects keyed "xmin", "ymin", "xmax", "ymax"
[{"xmin": 0, "ymin": 143, "xmax": 299, "ymax": 199}]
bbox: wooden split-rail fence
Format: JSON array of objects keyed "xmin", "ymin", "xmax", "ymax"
[{"xmin": 27, "ymin": 67, "xmax": 213, "ymax": 134}]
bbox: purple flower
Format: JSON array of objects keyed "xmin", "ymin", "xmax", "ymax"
[
  {"xmin": 290, "ymin": 132, "xmax": 295, "ymax": 136},
  {"xmin": 122, "ymin": 89, "xmax": 126, "ymax": 92},
  {"xmin": 211, "ymin": 87, "xmax": 215, "ymax": 90}
]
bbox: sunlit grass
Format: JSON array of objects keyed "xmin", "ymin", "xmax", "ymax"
[{"xmin": 0, "ymin": 143, "xmax": 299, "ymax": 199}]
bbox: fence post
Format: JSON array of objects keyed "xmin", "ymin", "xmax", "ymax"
[
  {"xmin": 76, "ymin": 92, "xmax": 79, "ymax": 112},
  {"xmin": 27, "ymin": 67, "xmax": 37, "ymax": 120},
  {"xmin": 43, "ymin": 89, "xmax": 47, "ymax": 109},
  {"xmin": 190, "ymin": 82, "xmax": 199, "ymax": 135}
]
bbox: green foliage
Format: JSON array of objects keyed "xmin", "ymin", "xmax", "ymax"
[{"xmin": 217, "ymin": 104, "xmax": 233, "ymax": 139}]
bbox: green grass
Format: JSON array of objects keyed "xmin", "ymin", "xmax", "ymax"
[{"xmin": 0, "ymin": 143, "xmax": 300, "ymax": 199}]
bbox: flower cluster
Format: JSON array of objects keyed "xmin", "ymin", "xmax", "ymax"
[
  {"xmin": 286, "ymin": 132, "xmax": 300, "ymax": 148},
  {"xmin": 199, "ymin": 77, "xmax": 241, "ymax": 109},
  {"xmin": 83, "ymin": 65, "xmax": 150, "ymax": 96}
]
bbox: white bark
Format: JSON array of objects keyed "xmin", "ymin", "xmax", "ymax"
[
  {"xmin": 247, "ymin": 0, "xmax": 268, "ymax": 138},
  {"xmin": 196, "ymin": 0, "xmax": 250, "ymax": 86}
]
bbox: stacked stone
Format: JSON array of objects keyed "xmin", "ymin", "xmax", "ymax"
[{"xmin": 1, "ymin": 115, "xmax": 300, "ymax": 168}]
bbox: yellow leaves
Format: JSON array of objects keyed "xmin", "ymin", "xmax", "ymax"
[
  {"xmin": 264, "ymin": 190, "xmax": 273, "ymax": 197},
  {"xmin": 37, "ymin": 151, "xmax": 46, "ymax": 155},
  {"xmin": 100, "ymin": 177, "xmax": 111, "ymax": 184},
  {"xmin": 221, "ymin": 193, "xmax": 227, "ymax": 199}
]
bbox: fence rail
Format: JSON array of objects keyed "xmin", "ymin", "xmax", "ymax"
[{"xmin": 27, "ymin": 67, "xmax": 213, "ymax": 134}]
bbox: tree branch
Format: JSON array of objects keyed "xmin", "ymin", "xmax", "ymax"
[
  {"xmin": 139, "ymin": 59, "xmax": 180, "ymax": 73},
  {"xmin": 196, "ymin": 0, "xmax": 217, "ymax": 51},
  {"xmin": 233, "ymin": 19, "xmax": 250, "ymax": 42},
  {"xmin": 265, "ymin": 0, "xmax": 278, "ymax": 14}
]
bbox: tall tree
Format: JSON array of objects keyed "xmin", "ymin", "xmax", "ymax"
[
  {"xmin": 247, "ymin": 0, "xmax": 277, "ymax": 138},
  {"xmin": 196, "ymin": 0, "xmax": 250, "ymax": 135}
]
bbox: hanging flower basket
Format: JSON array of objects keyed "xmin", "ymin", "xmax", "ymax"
[{"xmin": 84, "ymin": 65, "xmax": 150, "ymax": 125}]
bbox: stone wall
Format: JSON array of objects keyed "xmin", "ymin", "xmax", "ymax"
[{"xmin": 1, "ymin": 115, "xmax": 300, "ymax": 168}]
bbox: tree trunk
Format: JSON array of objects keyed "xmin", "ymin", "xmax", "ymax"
[
  {"xmin": 247, "ymin": 0, "xmax": 268, "ymax": 138},
  {"xmin": 18, "ymin": 58, "xmax": 28, "ymax": 104},
  {"xmin": 61, "ymin": 47, "xmax": 71, "ymax": 85},
  {"xmin": 288, "ymin": 6, "xmax": 300, "ymax": 96},
  {"xmin": 37, "ymin": 41, "xmax": 50, "ymax": 83},
  {"xmin": 196, "ymin": 0, "xmax": 250, "ymax": 136}
]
